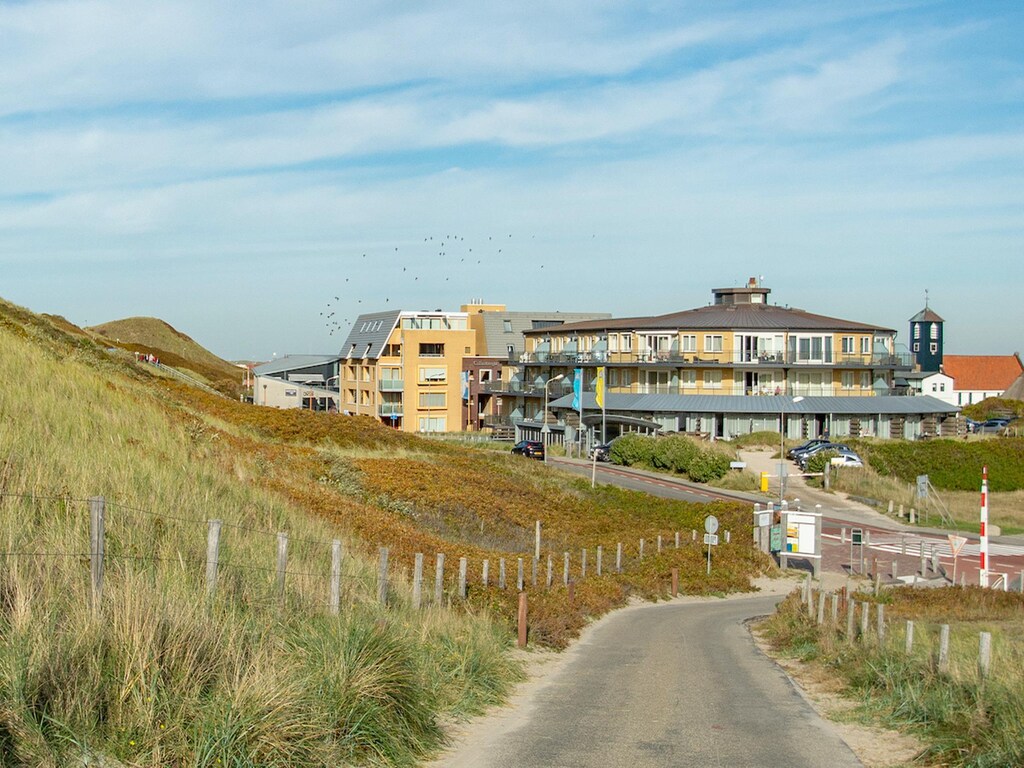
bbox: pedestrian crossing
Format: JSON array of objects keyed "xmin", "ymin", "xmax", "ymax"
[{"xmin": 822, "ymin": 533, "xmax": 1024, "ymax": 559}]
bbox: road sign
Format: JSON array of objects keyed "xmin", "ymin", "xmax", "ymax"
[
  {"xmin": 851, "ymin": 527, "xmax": 863, "ymax": 546},
  {"xmin": 917, "ymin": 474, "xmax": 929, "ymax": 500},
  {"xmin": 704, "ymin": 515, "xmax": 719, "ymax": 535},
  {"xmin": 948, "ymin": 534, "xmax": 967, "ymax": 557},
  {"xmin": 754, "ymin": 511, "xmax": 772, "ymax": 528},
  {"xmin": 703, "ymin": 533, "xmax": 719, "ymax": 546},
  {"xmin": 769, "ymin": 525, "xmax": 782, "ymax": 552}
]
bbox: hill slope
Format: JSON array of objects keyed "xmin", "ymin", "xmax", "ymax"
[{"xmin": 88, "ymin": 316, "xmax": 244, "ymax": 395}]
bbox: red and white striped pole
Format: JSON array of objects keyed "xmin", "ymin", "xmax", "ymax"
[{"xmin": 980, "ymin": 465, "xmax": 989, "ymax": 587}]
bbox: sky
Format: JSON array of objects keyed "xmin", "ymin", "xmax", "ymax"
[{"xmin": 1, "ymin": 0, "xmax": 1022, "ymax": 361}]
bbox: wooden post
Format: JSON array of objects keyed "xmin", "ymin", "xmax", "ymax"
[
  {"xmin": 517, "ymin": 557, "xmax": 524, "ymax": 591},
  {"xmin": 596, "ymin": 545, "xmax": 603, "ymax": 576},
  {"xmin": 905, "ymin": 620, "xmax": 914, "ymax": 655},
  {"xmin": 841, "ymin": 526, "xmax": 846, "ymax": 544},
  {"xmin": 412, "ymin": 552, "xmax": 424, "ymax": 610},
  {"xmin": 330, "ymin": 540, "xmax": 342, "ymax": 615},
  {"xmin": 892, "ymin": 560, "xmax": 898, "ymax": 581},
  {"xmin": 830, "ymin": 593, "xmax": 839, "ymax": 623},
  {"xmin": 458, "ymin": 557, "xmax": 468, "ymax": 599},
  {"xmin": 876, "ymin": 603, "xmax": 885, "ymax": 643},
  {"xmin": 567, "ymin": 581, "xmax": 575, "ymax": 603},
  {"xmin": 546, "ymin": 555, "xmax": 553, "ymax": 588},
  {"xmin": 535, "ymin": 520, "xmax": 541, "ymax": 560},
  {"xmin": 898, "ymin": 503, "xmax": 904, "ymax": 519},
  {"xmin": 979, "ymin": 632, "xmax": 992, "ymax": 678},
  {"xmin": 657, "ymin": 535, "xmax": 662, "ymax": 554},
  {"xmin": 692, "ymin": 529, "xmax": 696, "ymax": 542},
  {"xmin": 499, "ymin": 558, "xmax": 507, "ymax": 589},
  {"xmin": 846, "ymin": 599, "xmax": 856, "ymax": 639},
  {"xmin": 205, "ymin": 518, "xmax": 222, "ymax": 599},
  {"xmin": 816, "ymin": 591, "xmax": 825, "ymax": 625},
  {"xmin": 531, "ymin": 557, "xmax": 538, "ymax": 587},
  {"xmin": 482, "ymin": 558, "xmax": 490, "ymax": 588},
  {"xmin": 276, "ymin": 532, "xmax": 289, "ymax": 605},
  {"xmin": 725, "ymin": 530, "xmax": 731, "ymax": 544},
  {"xmin": 675, "ymin": 531, "xmax": 680, "ymax": 549},
  {"xmin": 434, "ymin": 553, "xmax": 445, "ymax": 605},
  {"xmin": 616, "ymin": 542, "xmax": 622, "ymax": 573},
  {"xmin": 581, "ymin": 549, "xmax": 587, "ymax": 579},
  {"xmin": 671, "ymin": 568, "xmax": 678, "ymax": 597},
  {"xmin": 860, "ymin": 601, "xmax": 870, "ymax": 642},
  {"xmin": 887, "ymin": 500, "xmax": 894, "ymax": 516},
  {"xmin": 938, "ymin": 624, "xmax": 950, "ymax": 673},
  {"xmin": 517, "ymin": 592, "xmax": 528, "ymax": 649},
  {"xmin": 89, "ymin": 496, "xmax": 105, "ymax": 615},
  {"xmin": 639, "ymin": 538, "xmax": 645, "ymax": 560},
  {"xmin": 377, "ymin": 546, "xmax": 389, "ymax": 605},
  {"xmin": 563, "ymin": 552, "xmax": 570, "ymax": 586}
]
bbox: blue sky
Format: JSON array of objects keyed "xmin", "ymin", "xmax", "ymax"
[{"xmin": 1, "ymin": 0, "xmax": 1022, "ymax": 360}]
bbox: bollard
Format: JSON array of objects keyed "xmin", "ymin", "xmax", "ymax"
[
  {"xmin": 671, "ymin": 568, "xmax": 679, "ymax": 597},
  {"xmin": 517, "ymin": 558, "xmax": 524, "ymax": 591},
  {"xmin": 546, "ymin": 556, "xmax": 553, "ymax": 588},
  {"xmin": 675, "ymin": 531, "xmax": 680, "ymax": 549},
  {"xmin": 846, "ymin": 600, "xmax": 856, "ymax": 639},
  {"xmin": 938, "ymin": 624, "xmax": 950, "ymax": 673},
  {"xmin": 898, "ymin": 503, "xmax": 904, "ymax": 519},
  {"xmin": 892, "ymin": 560, "xmax": 898, "ymax": 582},
  {"xmin": 841, "ymin": 527, "xmax": 846, "ymax": 544},
  {"xmin": 909, "ymin": 508, "xmax": 916, "ymax": 524},
  {"xmin": 905, "ymin": 620, "xmax": 914, "ymax": 654},
  {"xmin": 563, "ymin": 552, "xmax": 570, "ymax": 586},
  {"xmin": 979, "ymin": 632, "xmax": 992, "ymax": 678},
  {"xmin": 517, "ymin": 593, "xmax": 528, "ymax": 649},
  {"xmin": 860, "ymin": 601, "xmax": 870, "ymax": 643},
  {"xmin": 596, "ymin": 545, "xmax": 603, "ymax": 576},
  {"xmin": 830, "ymin": 593, "xmax": 839, "ymax": 623},
  {"xmin": 887, "ymin": 500, "xmax": 894, "ymax": 516},
  {"xmin": 877, "ymin": 604, "xmax": 886, "ymax": 643},
  {"xmin": 816, "ymin": 591, "xmax": 825, "ymax": 625},
  {"xmin": 616, "ymin": 542, "xmax": 623, "ymax": 573}
]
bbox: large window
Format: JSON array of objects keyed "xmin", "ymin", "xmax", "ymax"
[
  {"xmin": 419, "ymin": 367, "xmax": 446, "ymax": 383},
  {"xmin": 930, "ymin": 324, "xmax": 939, "ymax": 340},
  {"xmin": 841, "ymin": 371, "xmax": 854, "ymax": 389},
  {"xmin": 704, "ymin": 335, "xmax": 723, "ymax": 353},
  {"xmin": 860, "ymin": 337, "xmax": 870, "ymax": 355},
  {"xmin": 418, "ymin": 392, "xmax": 446, "ymax": 408},
  {"xmin": 680, "ymin": 334, "xmax": 697, "ymax": 353},
  {"xmin": 791, "ymin": 334, "xmax": 833, "ymax": 363},
  {"xmin": 418, "ymin": 416, "xmax": 447, "ymax": 433},
  {"xmin": 621, "ymin": 334, "xmax": 632, "ymax": 352},
  {"xmin": 841, "ymin": 337, "xmax": 855, "ymax": 354},
  {"xmin": 680, "ymin": 369, "xmax": 696, "ymax": 388},
  {"xmin": 419, "ymin": 343, "xmax": 445, "ymax": 357},
  {"xmin": 703, "ymin": 369, "xmax": 722, "ymax": 389}
]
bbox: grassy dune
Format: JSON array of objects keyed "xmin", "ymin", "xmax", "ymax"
[{"xmin": 0, "ymin": 296, "xmax": 769, "ymax": 764}]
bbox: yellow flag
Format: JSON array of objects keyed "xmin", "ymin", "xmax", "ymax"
[{"xmin": 595, "ymin": 367, "xmax": 606, "ymax": 409}]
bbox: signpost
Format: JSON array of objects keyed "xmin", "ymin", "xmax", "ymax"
[
  {"xmin": 948, "ymin": 534, "xmax": 968, "ymax": 584},
  {"xmin": 780, "ymin": 509, "xmax": 823, "ymax": 578},
  {"xmin": 704, "ymin": 515, "xmax": 719, "ymax": 575}
]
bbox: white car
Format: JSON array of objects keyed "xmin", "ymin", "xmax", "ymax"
[{"xmin": 828, "ymin": 452, "xmax": 863, "ymax": 468}]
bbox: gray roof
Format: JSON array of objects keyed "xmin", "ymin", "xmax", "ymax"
[
  {"xmin": 550, "ymin": 393, "xmax": 958, "ymax": 415},
  {"xmin": 473, "ymin": 310, "xmax": 611, "ymax": 357},
  {"xmin": 910, "ymin": 307, "xmax": 944, "ymax": 323},
  {"xmin": 254, "ymin": 354, "xmax": 340, "ymax": 376},
  {"xmin": 524, "ymin": 303, "xmax": 894, "ymax": 335},
  {"xmin": 339, "ymin": 310, "xmax": 402, "ymax": 360}
]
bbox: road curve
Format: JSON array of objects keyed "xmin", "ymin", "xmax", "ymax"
[{"xmin": 436, "ymin": 594, "xmax": 862, "ymax": 768}]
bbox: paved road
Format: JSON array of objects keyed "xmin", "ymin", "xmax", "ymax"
[
  {"xmin": 440, "ymin": 595, "xmax": 863, "ymax": 768},
  {"xmin": 550, "ymin": 457, "xmax": 748, "ymax": 505}
]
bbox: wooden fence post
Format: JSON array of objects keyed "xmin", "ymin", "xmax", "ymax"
[
  {"xmin": 876, "ymin": 603, "xmax": 885, "ymax": 643},
  {"xmin": 816, "ymin": 591, "xmax": 825, "ymax": 625},
  {"xmin": 412, "ymin": 552, "xmax": 424, "ymax": 610},
  {"xmin": 330, "ymin": 539, "xmax": 342, "ymax": 615},
  {"xmin": 830, "ymin": 593, "xmax": 838, "ymax": 623},
  {"xmin": 846, "ymin": 599, "xmax": 856, "ymax": 639},
  {"xmin": 434, "ymin": 553, "xmax": 445, "ymax": 605},
  {"xmin": 671, "ymin": 568, "xmax": 679, "ymax": 597},
  {"xmin": 725, "ymin": 530, "xmax": 731, "ymax": 544},
  {"xmin": 938, "ymin": 624, "xmax": 950, "ymax": 673},
  {"xmin": 581, "ymin": 549, "xmax": 587, "ymax": 579},
  {"xmin": 499, "ymin": 558, "xmax": 507, "ymax": 589},
  {"xmin": 517, "ymin": 592, "xmax": 528, "ymax": 649},
  {"xmin": 657, "ymin": 535, "xmax": 662, "ymax": 554},
  {"xmin": 276, "ymin": 532, "xmax": 289, "ymax": 606},
  {"xmin": 205, "ymin": 518, "xmax": 221, "ymax": 599},
  {"xmin": 89, "ymin": 496, "xmax": 105, "ymax": 615},
  {"xmin": 546, "ymin": 555, "xmax": 553, "ymax": 588},
  {"xmin": 482, "ymin": 559, "xmax": 490, "ymax": 588},
  {"xmin": 860, "ymin": 601, "xmax": 870, "ymax": 642},
  {"xmin": 458, "ymin": 557, "xmax": 468, "ymax": 599},
  {"xmin": 979, "ymin": 632, "xmax": 992, "ymax": 678},
  {"xmin": 639, "ymin": 538, "xmax": 645, "ymax": 560},
  {"xmin": 535, "ymin": 520, "xmax": 541, "ymax": 561},
  {"xmin": 692, "ymin": 529, "xmax": 696, "ymax": 541},
  {"xmin": 563, "ymin": 552, "xmax": 570, "ymax": 586},
  {"xmin": 531, "ymin": 557, "xmax": 538, "ymax": 587},
  {"xmin": 675, "ymin": 531, "xmax": 680, "ymax": 549},
  {"xmin": 596, "ymin": 545, "xmax": 603, "ymax": 576},
  {"xmin": 905, "ymin": 620, "xmax": 914, "ymax": 655},
  {"xmin": 377, "ymin": 546, "xmax": 389, "ymax": 605},
  {"xmin": 616, "ymin": 542, "xmax": 623, "ymax": 573},
  {"xmin": 517, "ymin": 557, "xmax": 524, "ymax": 591}
]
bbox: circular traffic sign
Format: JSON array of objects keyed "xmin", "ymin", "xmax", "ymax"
[{"xmin": 704, "ymin": 515, "xmax": 719, "ymax": 535}]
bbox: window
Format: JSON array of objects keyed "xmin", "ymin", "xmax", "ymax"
[
  {"xmin": 930, "ymin": 324, "xmax": 938, "ymax": 340},
  {"xmin": 419, "ymin": 343, "xmax": 444, "ymax": 357},
  {"xmin": 913, "ymin": 342, "xmax": 920, "ymax": 352},
  {"xmin": 346, "ymin": 389, "xmax": 356, "ymax": 404},
  {"xmin": 680, "ymin": 369, "xmax": 696, "ymax": 388},
  {"xmin": 418, "ymin": 416, "xmax": 446, "ymax": 433},
  {"xmin": 418, "ymin": 392, "xmax": 446, "ymax": 408},
  {"xmin": 860, "ymin": 337, "xmax": 870, "ymax": 355},
  {"xmin": 503, "ymin": 320, "xmax": 513, "ymax": 333},
  {"xmin": 609, "ymin": 334, "xmax": 619, "ymax": 353},
  {"xmin": 621, "ymin": 334, "xmax": 632, "ymax": 352},
  {"xmin": 929, "ymin": 343, "xmax": 937, "ymax": 353},
  {"xmin": 940, "ymin": 382, "xmax": 945, "ymax": 392},
  {"xmin": 681, "ymin": 335, "xmax": 697, "ymax": 353},
  {"xmin": 382, "ymin": 344, "xmax": 401, "ymax": 357},
  {"xmin": 841, "ymin": 372, "xmax": 854, "ymax": 389},
  {"xmin": 704, "ymin": 335, "xmax": 723, "ymax": 353},
  {"xmin": 419, "ymin": 367, "xmax": 446, "ymax": 383},
  {"xmin": 860, "ymin": 371, "xmax": 871, "ymax": 389},
  {"xmin": 703, "ymin": 369, "xmax": 722, "ymax": 389},
  {"xmin": 931, "ymin": 383, "xmax": 937, "ymax": 392},
  {"xmin": 913, "ymin": 324, "xmax": 921, "ymax": 339},
  {"xmin": 841, "ymin": 336, "xmax": 855, "ymax": 354}
]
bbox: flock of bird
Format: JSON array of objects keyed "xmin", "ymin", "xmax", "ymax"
[{"xmin": 319, "ymin": 232, "xmax": 530, "ymax": 338}]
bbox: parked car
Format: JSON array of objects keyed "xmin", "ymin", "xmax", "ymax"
[
  {"xmin": 511, "ymin": 439, "xmax": 545, "ymax": 459},
  {"xmin": 977, "ymin": 418, "xmax": 1012, "ymax": 434},
  {"xmin": 826, "ymin": 452, "xmax": 864, "ymax": 468},
  {"xmin": 590, "ymin": 443, "xmax": 611, "ymax": 462},
  {"xmin": 796, "ymin": 443, "xmax": 853, "ymax": 469},
  {"xmin": 787, "ymin": 438, "xmax": 830, "ymax": 460}
]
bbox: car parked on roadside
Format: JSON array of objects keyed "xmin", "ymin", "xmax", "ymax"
[
  {"xmin": 796, "ymin": 442, "xmax": 854, "ymax": 469},
  {"xmin": 787, "ymin": 438, "xmax": 830, "ymax": 460},
  {"xmin": 511, "ymin": 439, "xmax": 545, "ymax": 459}
]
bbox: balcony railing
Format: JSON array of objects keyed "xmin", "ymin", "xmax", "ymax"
[
  {"xmin": 515, "ymin": 350, "xmax": 912, "ymax": 368},
  {"xmin": 378, "ymin": 379, "xmax": 404, "ymax": 392},
  {"xmin": 378, "ymin": 403, "xmax": 404, "ymax": 416}
]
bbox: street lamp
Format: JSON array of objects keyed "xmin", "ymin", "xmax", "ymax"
[
  {"xmin": 780, "ymin": 395, "xmax": 805, "ymax": 504},
  {"xmin": 542, "ymin": 373, "xmax": 566, "ymax": 464}
]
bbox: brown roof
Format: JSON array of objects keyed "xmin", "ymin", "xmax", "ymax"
[
  {"xmin": 522, "ymin": 303, "xmax": 894, "ymax": 335},
  {"xmin": 943, "ymin": 354, "xmax": 1024, "ymax": 392}
]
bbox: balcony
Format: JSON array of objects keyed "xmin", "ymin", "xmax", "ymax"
[
  {"xmin": 378, "ymin": 403, "xmax": 404, "ymax": 417},
  {"xmin": 514, "ymin": 350, "xmax": 913, "ymax": 369},
  {"xmin": 378, "ymin": 379, "xmax": 404, "ymax": 392}
]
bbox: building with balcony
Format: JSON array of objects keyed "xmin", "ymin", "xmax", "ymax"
[
  {"xmin": 499, "ymin": 280, "xmax": 958, "ymax": 444},
  {"xmin": 252, "ymin": 354, "xmax": 341, "ymax": 411}
]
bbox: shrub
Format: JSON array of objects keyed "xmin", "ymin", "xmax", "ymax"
[
  {"xmin": 651, "ymin": 435, "xmax": 699, "ymax": 472},
  {"xmin": 850, "ymin": 438, "xmax": 1024, "ymax": 492},
  {"xmin": 804, "ymin": 450, "xmax": 838, "ymax": 475},
  {"xmin": 686, "ymin": 450, "xmax": 731, "ymax": 483},
  {"xmin": 609, "ymin": 433, "xmax": 656, "ymax": 467}
]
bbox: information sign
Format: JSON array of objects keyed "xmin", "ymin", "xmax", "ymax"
[
  {"xmin": 916, "ymin": 474, "xmax": 929, "ymax": 500},
  {"xmin": 851, "ymin": 527, "xmax": 863, "ymax": 546},
  {"xmin": 785, "ymin": 513, "xmax": 819, "ymax": 556},
  {"xmin": 769, "ymin": 525, "xmax": 782, "ymax": 552},
  {"xmin": 703, "ymin": 533, "xmax": 719, "ymax": 546}
]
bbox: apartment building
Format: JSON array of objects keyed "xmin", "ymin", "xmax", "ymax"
[{"xmin": 338, "ymin": 309, "xmax": 476, "ymax": 433}]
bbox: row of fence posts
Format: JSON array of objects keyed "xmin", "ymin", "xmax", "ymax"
[
  {"xmin": 799, "ymin": 576, "xmax": 995, "ymax": 678},
  {"xmin": 87, "ymin": 499, "xmax": 724, "ymax": 647}
]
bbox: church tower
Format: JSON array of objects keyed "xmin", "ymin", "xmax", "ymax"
[{"xmin": 909, "ymin": 292, "xmax": 943, "ymax": 372}]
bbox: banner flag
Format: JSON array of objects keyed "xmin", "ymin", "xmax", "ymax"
[
  {"xmin": 572, "ymin": 368, "xmax": 582, "ymax": 410},
  {"xmin": 595, "ymin": 367, "xmax": 606, "ymax": 409}
]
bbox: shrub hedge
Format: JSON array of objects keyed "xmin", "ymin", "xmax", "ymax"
[
  {"xmin": 850, "ymin": 438, "xmax": 1024, "ymax": 492},
  {"xmin": 609, "ymin": 433, "xmax": 732, "ymax": 483}
]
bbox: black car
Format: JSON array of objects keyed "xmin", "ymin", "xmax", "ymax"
[
  {"xmin": 589, "ymin": 443, "xmax": 610, "ymax": 462},
  {"xmin": 788, "ymin": 438, "xmax": 830, "ymax": 460},
  {"xmin": 511, "ymin": 440, "xmax": 545, "ymax": 459}
]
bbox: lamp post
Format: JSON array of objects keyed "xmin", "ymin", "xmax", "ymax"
[
  {"xmin": 780, "ymin": 395, "xmax": 804, "ymax": 504},
  {"xmin": 543, "ymin": 373, "xmax": 565, "ymax": 464}
]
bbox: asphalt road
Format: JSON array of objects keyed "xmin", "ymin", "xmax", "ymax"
[
  {"xmin": 442, "ymin": 594, "xmax": 862, "ymax": 768},
  {"xmin": 550, "ymin": 457, "xmax": 742, "ymax": 504}
]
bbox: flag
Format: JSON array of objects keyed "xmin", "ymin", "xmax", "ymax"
[
  {"xmin": 595, "ymin": 367, "xmax": 606, "ymax": 409},
  {"xmin": 460, "ymin": 371, "xmax": 469, "ymax": 401},
  {"xmin": 571, "ymin": 368, "xmax": 582, "ymax": 410}
]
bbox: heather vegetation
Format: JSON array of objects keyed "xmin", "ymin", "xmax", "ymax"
[
  {"xmin": 0, "ymin": 296, "xmax": 768, "ymax": 764},
  {"xmin": 848, "ymin": 438, "xmax": 1024, "ymax": 492},
  {"xmin": 761, "ymin": 587, "xmax": 1024, "ymax": 767}
]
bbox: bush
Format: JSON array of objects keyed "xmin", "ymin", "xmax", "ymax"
[
  {"xmin": 850, "ymin": 438, "xmax": 1024, "ymax": 492},
  {"xmin": 804, "ymin": 450, "xmax": 838, "ymax": 475},
  {"xmin": 609, "ymin": 433, "xmax": 656, "ymax": 467},
  {"xmin": 686, "ymin": 450, "xmax": 731, "ymax": 483},
  {"xmin": 651, "ymin": 435, "xmax": 699, "ymax": 472}
]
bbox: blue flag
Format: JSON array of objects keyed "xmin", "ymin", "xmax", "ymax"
[{"xmin": 571, "ymin": 368, "xmax": 583, "ymax": 410}]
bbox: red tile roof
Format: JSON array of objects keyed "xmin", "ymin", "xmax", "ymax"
[{"xmin": 943, "ymin": 354, "xmax": 1023, "ymax": 392}]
